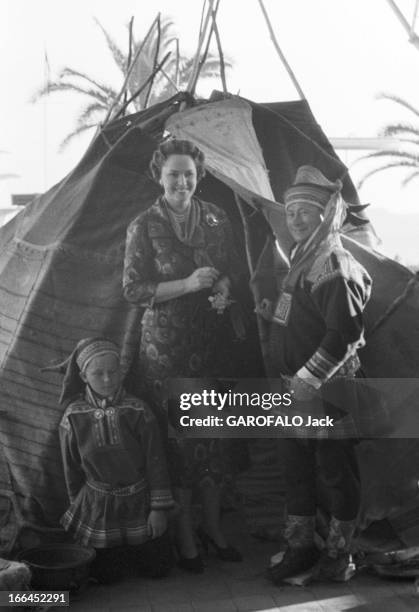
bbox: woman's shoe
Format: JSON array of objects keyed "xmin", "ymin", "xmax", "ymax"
[
  {"xmin": 177, "ymin": 554, "xmax": 204, "ymax": 574},
  {"xmin": 196, "ymin": 527, "xmax": 243, "ymax": 562}
]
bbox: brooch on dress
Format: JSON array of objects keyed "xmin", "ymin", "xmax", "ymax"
[{"xmin": 205, "ymin": 212, "xmax": 220, "ymax": 227}]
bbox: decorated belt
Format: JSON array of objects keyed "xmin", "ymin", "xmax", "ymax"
[{"xmin": 86, "ymin": 478, "xmax": 147, "ymax": 496}]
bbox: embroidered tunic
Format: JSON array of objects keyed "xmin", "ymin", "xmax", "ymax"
[
  {"xmin": 59, "ymin": 387, "xmax": 174, "ymax": 548},
  {"xmin": 273, "ymin": 234, "xmax": 372, "ymax": 384}
]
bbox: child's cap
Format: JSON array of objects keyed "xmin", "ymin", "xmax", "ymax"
[
  {"xmin": 42, "ymin": 336, "xmax": 120, "ymax": 405},
  {"xmin": 76, "ymin": 338, "xmax": 120, "ymax": 373}
]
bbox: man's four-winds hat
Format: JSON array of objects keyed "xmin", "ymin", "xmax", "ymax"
[{"xmin": 284, "ymin": 165, "xmax": 343, "ymax": 211}]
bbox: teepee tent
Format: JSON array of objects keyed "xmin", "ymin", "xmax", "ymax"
[{"xmin": 1, "ymin": 88, "xmax": 419, "ymax": 552}]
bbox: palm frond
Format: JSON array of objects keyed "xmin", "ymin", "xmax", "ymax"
[
  {"xmin": 402, "ymin": 169, "xmax": 419, "ymax": 187},
  {"xmin": 392, "ymin": 137, "xmax": 419, "ymax": 146},
  {"xmin": 59, "ymin": 123, "xmax": 97, "ymax": 151},
  {"xmin": 138, "ymin": 17, "xmax": 175, "ymax": 57},
  {"xmin": 59, "ymin": 67, "xmax": 118, "ymax": 99},
  {"xmin": 31, "ymin": 81, "xmax": 112, "ymax": 105},
  {"xmin": 32, "ymin": 14, "xmax": 231, "ymax": 149},
  {"xmin": 94, "ymin": 18, "xmax": 126, "ymax": 73},
  {"xmin": 357, "ymin": 160, "xmax": 419, "ymax": 189},
  {"xmin": 377, "ymin": 93, "xmax": 419, "ymax": 120},
  {"xmin": 357, "ymin": 149, "xmax": 419, "ymax": 163},
  {"xmin": 77, "ymin": 101, "xmax": 109, "ymax": 123},
  {"xmin": 381, "ymin": 123, "xmax": 419, "ymax": 138}
]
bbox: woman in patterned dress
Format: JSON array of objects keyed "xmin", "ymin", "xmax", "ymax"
[{"xmin": 123, "ymin": 139, "xmax": 243, "ymax": 572}]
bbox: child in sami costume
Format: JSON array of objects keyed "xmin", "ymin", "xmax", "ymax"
[{"xmin": 57, "ymin": 337, "xmax": 175, "ymax": 583}]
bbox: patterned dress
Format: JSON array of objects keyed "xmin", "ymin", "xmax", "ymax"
[
  {"xmin": 123, "ymin": 196, "xmax": 242, "ymax": 487},
  {"xmin": 59, "ymin": 386, "xmax": 174, "ymax": 548}
]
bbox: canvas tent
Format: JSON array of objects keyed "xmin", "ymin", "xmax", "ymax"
[{"xmin": 1, "ymin": 91, "xmax": 419, "ymax": 553}]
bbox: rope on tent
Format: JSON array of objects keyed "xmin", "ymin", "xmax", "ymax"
[
  {"xmin": 114, "ymin": 52, "xmax": 172, "ymax": 120},
  {"xmin": 257, "ymin": 0, "xmax": 305, "ymax": 100},
  {"xmin": 102, "ymin": 13, "xmax": 160, "ymax": 126}
]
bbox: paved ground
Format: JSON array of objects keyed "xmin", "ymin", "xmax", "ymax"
[{"xmin": 65, "ymin": 515, "xmax": 419, "ymax": 612}]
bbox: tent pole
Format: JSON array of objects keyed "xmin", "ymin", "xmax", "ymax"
[
  {"xmin": 412, "ymin": 0, "xmax": 419, "ymax": 35},
  {"xmin": 114, "ymin": 52, "xmax": 172, "ymax": 120},
  {"xmin": 144, "ymin": 14, "xmax": 162, "ymax": 109},
  {"xmin": 257, "ymin": 0, "xmax": 305, "ymax": 100},
  {"xmin": 102, "ymin": 13, "xmax": 160, "ymax": 125},
  {"xmin": 386, "ymin": 0, "xmax": 419, "ymax": 49},
  {"xmin": 209, "ymin": 0, "xmax": 228, "ymax": 94},
  {"xmin": 186, "ymin": 1, "xmax": 213, "ymax": 92},
  {"xmin": 188, "ymin": 0, "xmax": 222, "ymax": 99},
  {"xmin": 122, "ymin": 17, "xmax": 135, "ymax": 115}
]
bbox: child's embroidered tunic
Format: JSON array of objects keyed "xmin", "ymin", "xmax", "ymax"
[{"xmin": 59, "ymin": 387, "xmax": 174, "ymax": 548}]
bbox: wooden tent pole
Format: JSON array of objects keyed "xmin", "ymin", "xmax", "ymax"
[
  {"xmin": 209, "ymin": 0, "xmax": 228, "ymax": 94},
  {"xmin": 412, "ymin": 0, "xmax": 419, "ymax": 35},
  {"xmin": 144, "ymin": 14, "xmax": 162, "ymax": 109},
  {"xmin": 186, "ymin": 1, "xmax": 213, "ymax": 92},
  {"xmin": 122, "ymin": 16, "xmax": 135, "ymax": 114},
  {"xmin": 193, "ymin": 0, "xmax": 220, "ymax": 91},
  {"xmin": 102, "ymin": 13, "xmax": 160, "ymax": 125},
  {"xmin": 114, "ymin": 51, "xmax": 171, "ymax": 120},
  {"xmin": 386, "ymin": 0, "xmax": 419, "ymax": 49},
  {"xmin": 198, "ymin": 0, "xmax": 208, "ymax": 37},
  {"xmin": 257, "ymin": 0, "xmax": 305, "ymax": 100},
  {"xmin": 175, "ymin": 38, "xmax": 180, "ymax": 88}
]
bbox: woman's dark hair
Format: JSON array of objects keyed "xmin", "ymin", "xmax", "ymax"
[{"xmin": 149, "ymin": 139, "xmax": 206, "ymax": 183}]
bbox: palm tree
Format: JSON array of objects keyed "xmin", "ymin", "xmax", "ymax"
[
  {"xmin": 32, "ymin": 16, "xmax": 231, "ymax": 150},
  {"xmin": 356, "ymin": 94, "xmax": 419, "ymax": 189}
]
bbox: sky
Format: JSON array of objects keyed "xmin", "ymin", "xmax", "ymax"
[{"xmin": 1, "ymin": 0, "xmax": 419, "ymax": 262}]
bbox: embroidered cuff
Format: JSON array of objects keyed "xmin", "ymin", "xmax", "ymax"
[
  {"xmin": 302, "ymin": 347, "xmax": 343, "ymax": 383},
  {"xmin": 150, "ymin": 489, "xmax": 175, "ymax": 510}
]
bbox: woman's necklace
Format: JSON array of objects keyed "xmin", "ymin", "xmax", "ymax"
[{"xmin": 169, "ymin": 207, "xmax": 188, "ymax": 221}]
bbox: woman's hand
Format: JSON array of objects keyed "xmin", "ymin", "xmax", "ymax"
[
  {"xmin": 147, "ymin": 509, "xmax": 167, "ymax": 539},
  {"xmin": 185, "ymin": 267, "xmax": 219, "ymax": 293},
  {"xmin": 212, "ymin": 275, "xmax": 231, "ymax": 298}
]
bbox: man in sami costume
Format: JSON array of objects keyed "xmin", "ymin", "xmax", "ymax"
[{"xmin": 264, "ymin": 166, "xmax": 372, "ymax": 583}]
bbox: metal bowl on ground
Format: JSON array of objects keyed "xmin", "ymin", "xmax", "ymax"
[{"xmin": 17, "ymin": 544, "xmax": 96, "ymax": 591}]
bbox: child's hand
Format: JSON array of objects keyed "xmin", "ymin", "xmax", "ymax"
[{"xmin": 147, "ymin": 509, "xmax": 167, "ymax": 539}]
